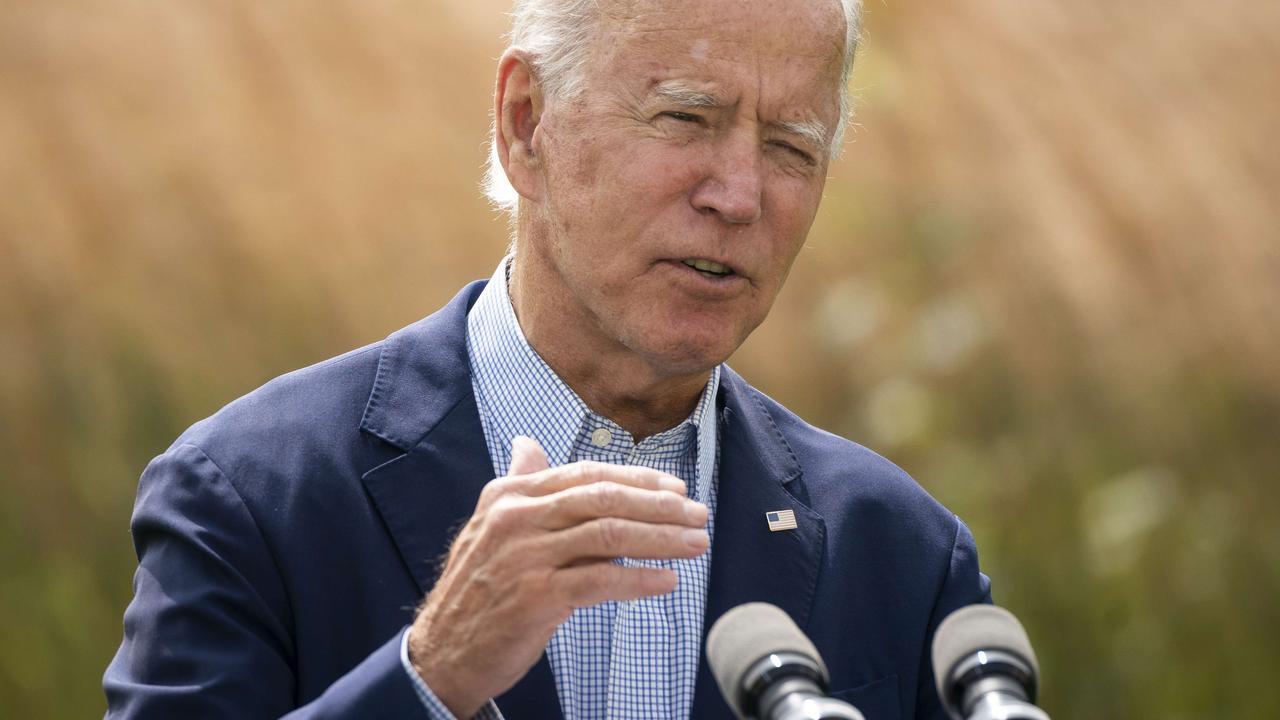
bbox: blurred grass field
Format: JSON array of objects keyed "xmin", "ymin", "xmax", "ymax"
[{"xmin": 1, "ymin": 1, "xmax": 1278, "ymax": 717}]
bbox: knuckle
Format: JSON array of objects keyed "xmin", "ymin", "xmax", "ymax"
[
  {"xmin": 567, "ymin": 463, "xmax": 593, "ymax": 486},
  {"xmin": 596, "ymin": 518, "xmax": 624, "ymax": 553},
  {"xmin": 655, "ymin": 490, "xmax": 681, "ymax": 516},
  {"xmin": 630, "ymin": 468, "xmax": 658, "ymax": 489},
  {"xmin": 479, "ymin": 477, "xmax": 512, "ymax": 504},
  {"xmin": 592, "ymin": 563, "xmax": 621, "ymax": 588},
  {"xmin": 632, "ymin": 467, "xmax": 662, "ymax": 489},
  {"xmin": 486, "ymin": 498, "xmax": 527, "ymax": 533},
  {"xmin": 589, "ymin": 482, "xmax": 620, "ymax": 515},
  {"xmin": 575, "ymin": 564, "xmax": 618, "ymax": 598},
  {"xmin": 580, "ymin": 461, "xmax": 609, "ymax": 484}
]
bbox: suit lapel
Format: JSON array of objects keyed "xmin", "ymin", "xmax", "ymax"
[
  {"xmin": 358, "ymin": 280, "xmax": 562, "ymax": 719},
  {"xmin": 361, "ymin": 391, "xmax": 491, "ymax": 595},
  {"xmin": 354, "ymin": 285, "xmax": 823, "ymax": 719},
  {"xmin": 691, "ymin": 369, "xmax": 828, "ymax": 718}
]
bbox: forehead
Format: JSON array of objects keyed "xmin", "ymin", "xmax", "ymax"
[
  {"xmin": 591, "ymin": 0, "xmax": 847, "ymax": 108},
  {"xmin": 602, "ymin": 0, "xmax": 846, "ymax": 45}
]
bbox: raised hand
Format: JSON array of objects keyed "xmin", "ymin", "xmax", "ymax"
[{"xmin": 406, "ymin": 436, "xmax": 709, "ymax": 718}]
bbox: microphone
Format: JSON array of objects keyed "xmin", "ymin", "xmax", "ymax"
[
  {"xmin": 706, "ymin": 602, "xmax": 865, "ymax": 720},
  {"xmin": 931, "ymin": 605, "xmax": 1051, "ymax": 720}
]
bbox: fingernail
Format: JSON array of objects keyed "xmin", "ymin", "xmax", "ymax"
[
  {"xmin": 682, "ymin": 528, "xmax": 709, "ymax": 549},
  {"xmin": 684, "ymin": 500, "xmax": 708, "ymax": 524}
]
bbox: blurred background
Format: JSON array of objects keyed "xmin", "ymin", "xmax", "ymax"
[{"xmin": 1, "ymin": 0, "xmax": 1277, "ymax": 716}]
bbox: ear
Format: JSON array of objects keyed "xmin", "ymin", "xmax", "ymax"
[{"xmin": 494, "ymin": 48, "xmax": 545, "ymax": 203}]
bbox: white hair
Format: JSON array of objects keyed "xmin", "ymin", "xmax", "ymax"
[{"xmin": 483, "ymin": 0, "xmax": 864, "ymax": 215}]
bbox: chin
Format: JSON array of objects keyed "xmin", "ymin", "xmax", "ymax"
[
  {"xmin": 628, "ymin": 328, "xmax": 744, "ymax": 377},
  {"xmin": 612, "ymin": 303, "xmax": 763, "ymax": 375}
]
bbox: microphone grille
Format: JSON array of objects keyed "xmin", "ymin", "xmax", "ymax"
[
  {"xmin": 931, "ymin": 604, "xmax": 1039, "ymax": 706},
  {"xmin": 706, "ymin": 602, "xmax": 827, "ymax": 719}
]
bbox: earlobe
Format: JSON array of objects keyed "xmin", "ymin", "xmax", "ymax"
[{"xmin": 494, "ymin": 48, "xmax": 545, "ymax": 203}]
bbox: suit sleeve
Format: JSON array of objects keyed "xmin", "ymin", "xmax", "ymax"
[
  {"xmin": 914, "ymin": 515, "xmax": 992, "ymax": 720},
  {"xmin": 103, "ymin": 442, "xmax": 430, "ymax": 719}
]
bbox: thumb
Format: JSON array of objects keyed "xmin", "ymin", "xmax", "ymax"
[{"xmin": 508, "ymin": 435, "xmax": 550, "ymax": 476}]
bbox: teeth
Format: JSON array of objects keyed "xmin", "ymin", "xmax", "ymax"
[{"xmin": 681, "ymin": 258, "xmax": 731, "ymax": 275}]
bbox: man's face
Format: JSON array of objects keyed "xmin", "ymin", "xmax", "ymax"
[{"xmin": 523, "ymin": 0, "xmax": 847, "ymax": 376}]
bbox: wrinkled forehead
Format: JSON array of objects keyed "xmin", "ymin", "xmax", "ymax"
[
  {"xmin": 581, "ymin": 0, "xmax": 847, "ymax": 132},
  {"xmin": 597, "ymin": 0, "xmax": 847, "ymax": 68}
]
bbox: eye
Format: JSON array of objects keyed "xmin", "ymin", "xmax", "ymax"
[
  {"xmin": 661, "ymin": 111, "xmax": 704, "ymax": 124},
  {"xmin": 769, "ymin": 140, "xmax": 816, "ymax": 165}
]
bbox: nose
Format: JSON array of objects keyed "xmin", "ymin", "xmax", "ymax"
[{"xmin": 690, "ymin": 130, "xmax": 763, "ymax": 225}]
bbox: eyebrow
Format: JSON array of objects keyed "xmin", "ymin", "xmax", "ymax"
[
  {"xmin": 653, "ymin": 81, "xmax": 721, "ymax": 109},
  {"xmin": 774, "ymin": 119, "xmax": 829, "ymax": 152},
  {"xmin": 652, "ymin": 81, "xmax": 829, "ymax": 151}
]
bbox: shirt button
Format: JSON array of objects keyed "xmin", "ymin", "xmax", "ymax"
[{"xmin": 590, "ymin": 428, "xmax": 613, "ymax": 448}]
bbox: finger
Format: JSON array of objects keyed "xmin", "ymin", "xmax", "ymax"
[
  {"xmin": 552, "ymin": 562, "xmax": 678, "ymax": 608},
  {"xmin": 508, "ymin": 435, "xmax": 550, "ymax": 476},
  {"xmin": 536, "ymin": 482, "xmax": 707, "ymax": 531},
  {"xmin": 516, "ymin": 461, "xmax": 687, "ymax": 498},
  {"xmin": 541, "ymin": 518, "xmax": 709, "ymax": 564}
]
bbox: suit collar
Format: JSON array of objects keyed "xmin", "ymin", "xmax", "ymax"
[
  {"xmin": 357, "ymin": 280, "xmax": 562, "ymax": 718},
  {"xmin": 359, "ymin": 280, "xmax": 487, "ymax": 451},
  {"xmin": 691, "ymin": 367, "xmax": 827, "ymax": 718},
  {"xmin": 716, "ymin": 366, "xmax": 803, "ymax": 486},
  {"xmin": 709, "ymin": 367, "xmax": 825, "ymax": 626}
]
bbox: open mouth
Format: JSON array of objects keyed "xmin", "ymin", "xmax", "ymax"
[{"xmin": 680, "ymin": 258, "xmax": 734, "ymax": 278}]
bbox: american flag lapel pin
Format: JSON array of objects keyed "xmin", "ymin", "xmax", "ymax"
[{"xmin": 766, "ymin": 509, "xmax": 798, "ymax": 532}]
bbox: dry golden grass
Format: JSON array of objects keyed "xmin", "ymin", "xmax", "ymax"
[{"xmin": 1, "ymin": 0, "xmax": 1277, "ymax": 716}]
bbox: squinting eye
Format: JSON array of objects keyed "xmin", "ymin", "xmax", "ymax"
[
  {"xmin": 662, "ymin": 111, "xmax": 703, "ymax": 124},
  {"xmin": 771, "ymin": 141, "xmax": 815, "ymax": 164}
]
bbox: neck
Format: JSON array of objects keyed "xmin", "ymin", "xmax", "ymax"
[{"xmin": 507, "ymin": 246, "xmax": 711, "ymax": 440}]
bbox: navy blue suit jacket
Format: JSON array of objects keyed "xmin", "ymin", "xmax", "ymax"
[{"xmin": 104, "ymin": 280, "xmax": 990, "ymax": 719}]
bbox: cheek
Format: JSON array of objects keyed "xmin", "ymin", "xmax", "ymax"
[
  {"xmin": 550, "ymin": 145, "xmax": 622, "ymax": 230},
  {"xmin": 566, "ymin": 134, "xmax": 603, "ymax": 189},
  {"xmin": 767, "ymin": 184, "xmax": 824, "ymax": 258},
  {"xmin": 574, "ymin": 149, "xmax": 699, "ymax": 243}
]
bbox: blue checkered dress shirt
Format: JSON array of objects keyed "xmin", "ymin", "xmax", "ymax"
[{"xmin": 400, "ymin": 258, "xmax": 721, "ymax": 720}]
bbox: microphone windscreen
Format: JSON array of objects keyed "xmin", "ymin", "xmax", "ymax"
[
  {"xmin": 705, "ymin": 602, "xmax": 827, "ymax": 719},
  {"xmin": 931, "ymin": 604, "xmax": 1040, "ymax": 704}
]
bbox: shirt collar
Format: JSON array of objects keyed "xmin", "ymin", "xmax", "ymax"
[{"xmin": 466, "ymin": 256, "xmax": 721, "ymax": 500}]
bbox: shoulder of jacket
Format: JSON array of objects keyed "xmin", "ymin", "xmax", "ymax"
[{"xmin": 739, "ymin": 381, "xmax": 954, "ymax": 524}]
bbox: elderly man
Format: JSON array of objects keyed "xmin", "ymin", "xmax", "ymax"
[{"xmin": 105, "ymin": 0, "xmax": 989, "ymax": 718}]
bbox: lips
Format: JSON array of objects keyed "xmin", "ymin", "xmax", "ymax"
[
  {"xmin": 663, "ymin": 258, "xmax": 747, "ymax": 298},
  {"xmin": 680, "ymin": 258, "xmax": 735, "ymax": 277}
]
